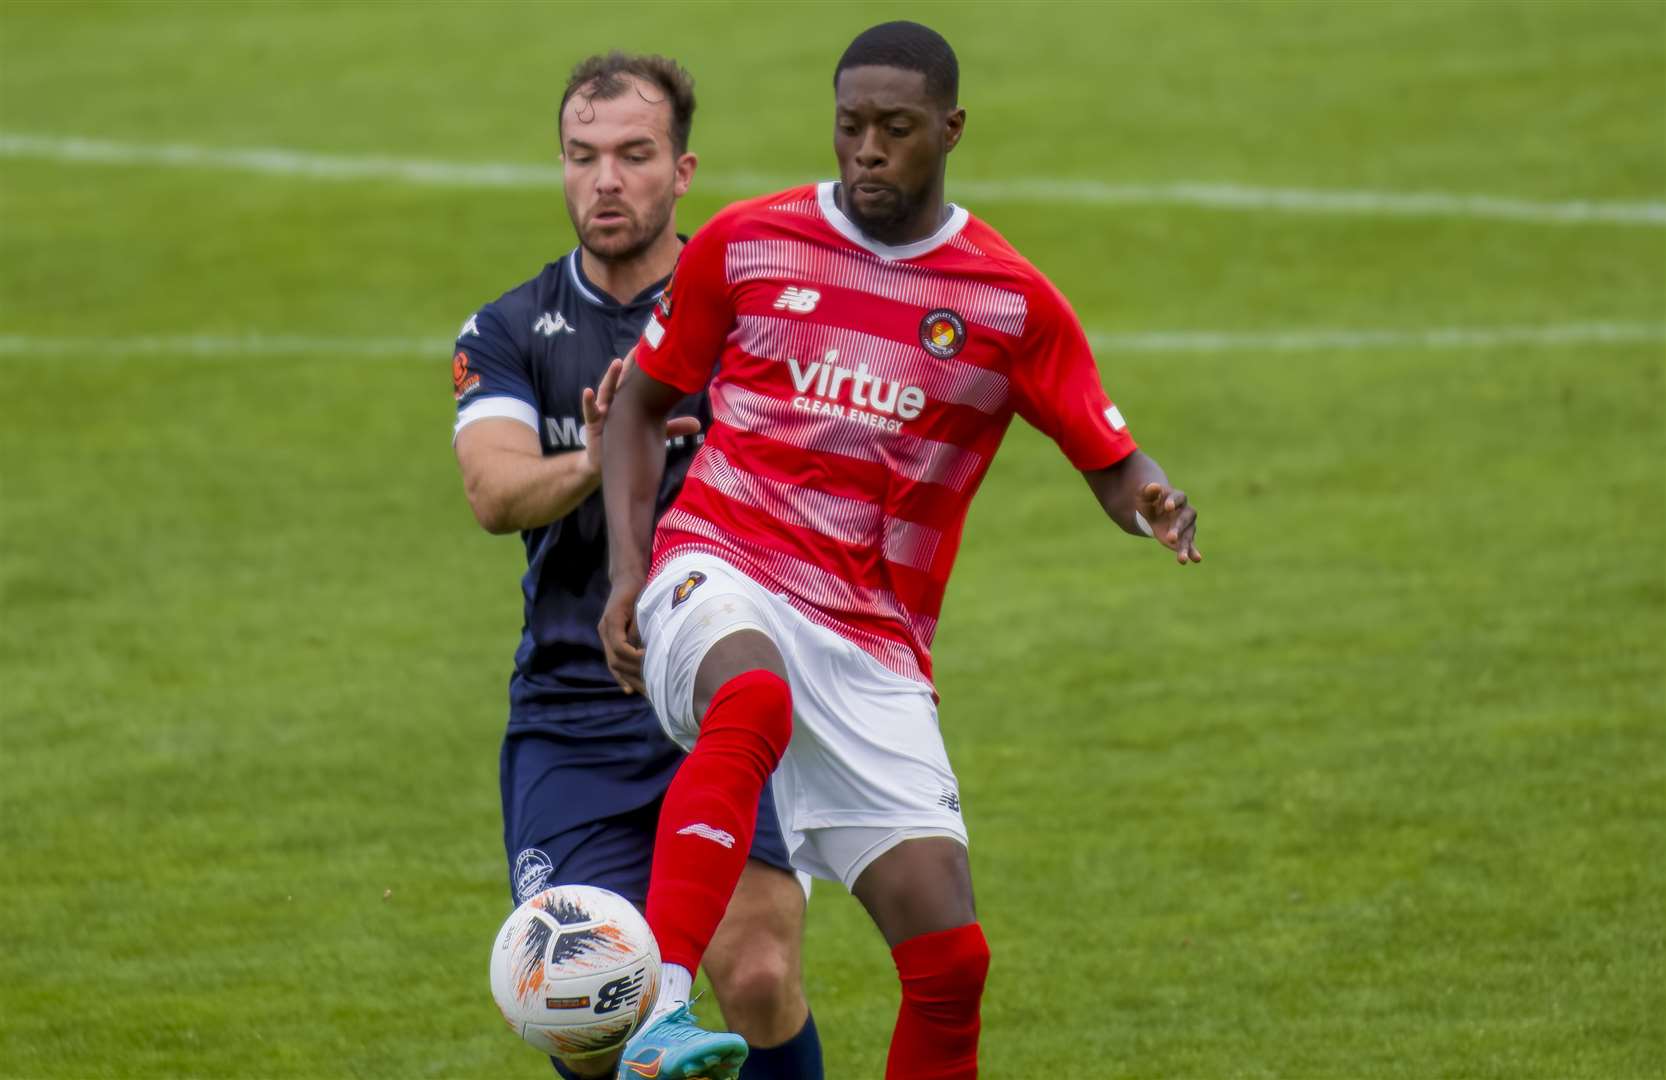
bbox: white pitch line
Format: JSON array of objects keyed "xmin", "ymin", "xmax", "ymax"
[
  {"xmin": 0, "ymin": 333, "xmax": 437, "ymax": 358},
  {"xmin": 1087, "ymin": 321, "xmax": 1666, "ymax": 353},
  {"xmin": 1, "ymin": 322, "xmax": 1659, "ymax": 361},
  {"xmin": 3, "ymin": 131, "xmax": 1663, "ymax": 228}
]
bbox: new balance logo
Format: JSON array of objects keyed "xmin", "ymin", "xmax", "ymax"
[
  {"xmin": 773, "ymin": 286, "xmax": 820, "ymax": 313},
  {"xmin": 593, "ymin": 969, "xmax": 647, "ymax": 1015},
  {"xmin": 676, "ymin": 822, "xmax": 737, "ymax": 848},
  {"xmin": 937, "ymin": 789, "xmax": 961, "ymax": 813},
  {"xmin": 534, "ymin": 312, "xmax": 576, "ymax": 337}
]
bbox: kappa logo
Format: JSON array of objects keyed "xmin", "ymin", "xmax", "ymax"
[
  {"xmin": 671, "ymin": 571, "xmax": 707, "ymax": 608},
  {"xmin": 534, "ymin": 312, "xmax": 576, "ymax": 337},
  {"xmin": 773, "ymin": 286, "xmax": 821, "ymax": 313},
  {"xmin": 458, "ymin": 313, "xmax": 481, "ymax": 339},
  {"xmin": 676, "ymin": 822, "xmax": 737, "ymax": 848}
]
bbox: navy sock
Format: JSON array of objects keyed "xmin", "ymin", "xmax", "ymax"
[
  {"xmin": 740, "ymin": 1010, "xmax": 824, "ymax": 1080},
  {"xmin": 548, "ymin": 1058, "xmax": 579, "ymax": 1080}
]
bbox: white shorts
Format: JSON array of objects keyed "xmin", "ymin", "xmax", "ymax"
[{"xmin": 637, "ymin": 553, "xmax": 968, "ymax": 889}]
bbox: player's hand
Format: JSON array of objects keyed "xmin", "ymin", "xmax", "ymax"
[
  {"xmin": 582, "ymin": 358, "xmax": 701, "ymax": 473},
  {"xmin": 599, "ymin": 582, "xmax": 648, "ymax": 696},
  {"xmin": 1137, "ymin": 482, "xmax": 1202, "ymax": 565}
]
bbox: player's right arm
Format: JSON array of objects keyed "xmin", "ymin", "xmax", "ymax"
[
  {"xmin": 455, "ymin": 421, "xmax": 599, "ymax": 535},
  {"xmin": 452, "ymin": 307, "xmax": 699, "ymax": 535},
  {"xmin": 451, "ymin": 304, "xmax": 587, "ymax": 534},
  {"xmin": 599, "ymin": 212, "xmax": 737, "ymax": 693},
  {"xmin": 456, "ymin": 357, "xmax": 680, "ymax": 534}
]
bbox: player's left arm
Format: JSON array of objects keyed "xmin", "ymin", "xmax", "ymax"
[
  {"xmin": 1011, "ymin": 279, "xmax": 1201, "ymax": 566},
  {"xmin": 1083, "ymin": 452, "xmax": 1201, "ymax": 565}
]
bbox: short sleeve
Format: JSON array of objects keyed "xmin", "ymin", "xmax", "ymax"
[
  {"xmin": 1008, "ymin": 281, "xmax": 1138, "ymax": 471},
  {"xmin": 452, "ymin": 305, "xmax": 538, "ymax": 441},
  {"xmin": 631, "ymin": 212, "xmax": 736, "ymax": 395}
]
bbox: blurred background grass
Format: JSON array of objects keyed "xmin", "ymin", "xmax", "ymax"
[{"xmin": 1, "ymin": 2, "xmax": 1661, "ymax": 1077}]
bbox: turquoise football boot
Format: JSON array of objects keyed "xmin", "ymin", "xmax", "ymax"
[{"xmin": 615, "ymin": 1002, "xmax": 748, "ymax": 1080}]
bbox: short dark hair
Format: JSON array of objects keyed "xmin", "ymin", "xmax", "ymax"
[
  {"xmin": 559, "ymin": 51, "xmax": 696, "ymax": 154},
  {"xmin": 833, "ymin": 21, "xmax": 958, "ymax": 107}
]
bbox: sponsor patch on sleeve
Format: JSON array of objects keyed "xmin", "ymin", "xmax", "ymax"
[
  {"xmin": 453, "ymin": 351, "xmax": 482, "ymax": 401},
  {"xmin": 1104, "ymin": 405, "xmax": 1127, "ymax": 431}
]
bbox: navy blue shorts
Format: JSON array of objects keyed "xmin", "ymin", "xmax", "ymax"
[{"xmin": 500, "ymin": 703, "xmax": 793, "ymax": 906}]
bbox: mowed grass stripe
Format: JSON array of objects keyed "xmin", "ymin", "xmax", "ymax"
[
  {"xmin": 4, "ymin": 322, "xmax": 1662, "ymax": 362},
  {"xmin": 4, "ymin": 130, "xmax": 1663, "ymax": 227}
]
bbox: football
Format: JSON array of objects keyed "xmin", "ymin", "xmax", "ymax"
[{"xmin": 489, "ymin": 884, "xmax": 661, "ymax": 1061}]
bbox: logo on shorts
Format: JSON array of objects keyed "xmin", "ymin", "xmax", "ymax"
[
  {"xmin": 512, "ymin": 848, "xmax": 554, "ymax": 902},
  {"xmin": 919, "ymin": 308, "xmax": 967, "ymax": 359},
  {"xmin": 671, "ymin": 571, "xmax": 707, "ymax": 609},
  {"xmin": 937, "ymin": 788, "xmax": 961, "ymax": 813}
]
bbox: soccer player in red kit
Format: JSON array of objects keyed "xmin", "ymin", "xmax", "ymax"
[{"xmin": 600, "ymin": 21, "xmax": 1202, "ymax": 1080}]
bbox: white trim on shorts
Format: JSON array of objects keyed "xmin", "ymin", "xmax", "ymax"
[{"xmin": 799, "ymin": 825, "xmax": 968, "ymax": 891}]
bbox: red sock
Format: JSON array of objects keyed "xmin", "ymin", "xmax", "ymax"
[
  {"xmin": 886, "ymin": 923, "xmax": 991, "ymax": 1080},
  {"xmin": 645, "ymin": 671, "xmax": 792, "ymax": 973}
]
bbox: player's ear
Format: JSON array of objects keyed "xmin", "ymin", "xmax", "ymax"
[
  {"xmin": 944, "ymin": 107, "xmax": 965, "ymax": 153},
  {"xmin": 673, "ymin": 151, "xmax": 698, "ymax": 197}
]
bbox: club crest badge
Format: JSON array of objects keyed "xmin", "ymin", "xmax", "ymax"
[
  {"xmin": 512, "ymin": 848, "xmax": 554, "ymax": 902},
  {"xmin": 671, "ymin": 571, "xmax": 707, "ymax": 608},
  {"xmin": 919, "ymin": 308, "xmax": 967, "ymax": 359}
]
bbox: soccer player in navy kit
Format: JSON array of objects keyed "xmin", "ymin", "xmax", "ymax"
[{"xmin": 450, "ymin": 53, "xmax": 823, "ymax": 1080}]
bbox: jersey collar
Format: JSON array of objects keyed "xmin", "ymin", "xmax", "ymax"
[
  {"xmin": 816, "ymin": 181, "xmax": 968, "ymax": 262},
  {"xmin": 567, "ymin": 245, "xmax": 675, "ymax": 309}
]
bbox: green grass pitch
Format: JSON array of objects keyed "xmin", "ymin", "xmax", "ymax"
[{"xmin": 2, "ymin": 1, "xmax": 1662, "ymax": 1076}]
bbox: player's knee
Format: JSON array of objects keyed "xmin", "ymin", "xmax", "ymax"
[
  {"xmin": 703, "ymin": 669, "xmax": 793, "ymax": 758},
  {"xmin": 708, "ymin": 942, "xmax": 797, "ymax": 1023},
  {"xmin": 896, "ymin": 922, "xmax": 990, "ymax": 1017}
]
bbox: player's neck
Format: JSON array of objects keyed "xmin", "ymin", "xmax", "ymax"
[
  {"xmin": 579, "ymin": 229, "xmax": 682, "ymax": 305},
  {"xmin": 837, "ymin": 182, "xmax": 950, "ymax": 248}
]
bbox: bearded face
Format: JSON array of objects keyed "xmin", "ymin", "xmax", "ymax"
[{"xmin": 561, "ymin": 76, "xmax": 686, "ymax": 266}]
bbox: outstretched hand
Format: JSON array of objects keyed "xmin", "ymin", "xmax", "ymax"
[
  {"xmin": 581, "ymin": 357, "xmax": 702, "ymax": 472},
  {"xmin": 1137, "ymin": 482, "xmax": 1202, "ymax": 565}
]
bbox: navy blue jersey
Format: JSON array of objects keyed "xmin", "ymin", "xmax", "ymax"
[{"xmin": 453, "ymin": 249, "xmax": 707, "ymax": 724}]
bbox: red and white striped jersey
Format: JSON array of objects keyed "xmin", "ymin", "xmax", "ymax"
[{"xmin": 633, "ymin": 182, "xmax": 1137, "ymax": 687}]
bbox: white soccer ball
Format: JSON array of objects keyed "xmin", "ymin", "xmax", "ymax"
[{"xmin": 489, "ymin": 884, "xmax": 661, "ymax": 1061}]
